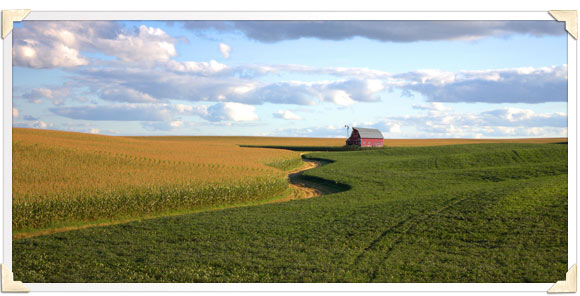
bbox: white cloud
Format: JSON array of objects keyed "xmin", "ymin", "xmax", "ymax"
[
  {"xmin": 13, "ymin": 21, "xmax": 177, "ymax": 68},
  {"xmin": 13, "ymin": 41, "xmax": 88, "ymax": 68},
  {"xmin": 58, "ymin": 122, "xmax": 119, "ymax": 134},
  {"xmin": 219, "ymin": 43, "xmax": 231, "ymax": 58},
  {"xmin": 58, "ymin": 57, "xmax": 567, "ymax": 108},
  {"xmin": 479, "ymin": 107, "xmax": 567, "ymax": 127},
  {"xmin": 389, "ymin": 124, "xmax": 401, "ymax": 133},
  {"xmin": 273, "ymin": 110, "xmax": 302, "ymax": 120},
  {"xmin": 369, "ymin": 105, "xmax": 567, "ymax": 138},
  {"xmin": 36, "ymin": 121, "xmax": 48, "ymax": 129},
  {"xmin": 51, "ymin": 103, "xmax": 175, "ymax": 121},
  {"xmin": 173, "ymin": 103, "xmax": 208, "ymax": 115},
  {"xmin": 248, "ymin": 78, "xmax": 384, "ymax": 106},
  {"xmin": 400, "ymin": 65, "xmax": 567, "ymax": 104},
  {"xmin": 412, "ymin": 102, "xmax": 451, "ymax": 112},
  {"xmin": 99, "ymin": 87, "xmax": 158, "ymax": 103},
  {"xmin": 13, "ymin": 120, "xmax": 49, "ymax": 129},
  {"xmin": 166, "ymin": 60, "xmax": 228, "ymax": 75},
  {"xmin": 205, "ymin": 102, "xmax": 258, "ymax": 122},
  {"xmin": 52, "ymin": 102, "xmax": 257, "ymax": 124},
  {"xmin": 73, "ymin": 66, "xmax": 264, "ymax": 105},
  {"xmin": 170, "ymin": 120, "xmax": 184, "ymax": 127},
  {"xmin": 325, "ymin": 90, "xmax": 355, "ymax": 106},
  {"xmin": 242, "ymin": 64, "xmax": 566, "ymax": 104},
  {"xmin": 232, "ymin": 84, "xmax": 257, "ymax": 94},
  {"xmin": 322, "ymin": 79, "xmax": 385, "ymax": 103},
  {"xmin": 142, "ymin": 120, "xmax": 185, "ymax": 131},
  {"xmin": 12, "ymin": 108, "xmax": 19, "ymax": 118},
  {"xmin": 20, "ymin": 86, "xmax": 71, "ymax": 105},
  {"xmin": 94, "ymin": 25, "xmax": 177, "ymax": 63},
  {"xmin": 257, "ymin": 64, "xmax": 392, "ymax": 80},
  {"xmin": 271, "ymin": 125, "xmax": 347, "ymax": 138}
]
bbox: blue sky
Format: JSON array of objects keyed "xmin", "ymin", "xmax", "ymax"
[{"xmin": 12, "ymin": 20, "xmax": 568, "ymax": 138}]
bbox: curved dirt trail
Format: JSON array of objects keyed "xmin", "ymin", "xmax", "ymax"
[
  {"xmin": 285, "ymin": 159, "xmax": 324, "ymax": 200},
  {"xmin": 276, "ymin": 153, "xmax": 342, "ymax": 202}
]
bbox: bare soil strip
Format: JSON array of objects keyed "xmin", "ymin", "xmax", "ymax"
[{"xmin": 269, "ymin": 159, "xmax": 324, "ymax": 203}]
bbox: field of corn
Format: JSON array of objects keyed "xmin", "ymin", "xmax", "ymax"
[{"xmin": 13, "ymin": 128, "xmax": 322, "ymax": 234}]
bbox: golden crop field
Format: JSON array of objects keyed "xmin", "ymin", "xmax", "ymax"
[
  {"xmin": 13, "ymin": 128, "xmax": 306, "ymax": 233},
  {"xmin": 131, "ymin": 135, "xmax": 347, "ymax": 147}
]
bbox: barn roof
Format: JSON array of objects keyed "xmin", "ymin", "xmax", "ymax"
[{"xmin": 353, "ymin": 127, "xmax": 384, "ymax": 139}]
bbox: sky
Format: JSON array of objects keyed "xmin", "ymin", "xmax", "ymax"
[{"xmin": 11, "ymin": 20, "xmax": 568, "ymax": 138}]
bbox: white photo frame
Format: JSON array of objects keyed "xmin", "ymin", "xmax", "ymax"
[{"xmin": 1, "ymin": 10, "xmax": 577, "ymax": 292}]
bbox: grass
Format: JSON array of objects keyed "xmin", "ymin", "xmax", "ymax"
[{"xmin": 13, "ymin": 142, "xmax": 567, "ymax": 283}]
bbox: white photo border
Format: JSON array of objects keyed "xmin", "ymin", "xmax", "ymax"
[{"xmin": 1, "ymin": 10, "xmax": 576, "ymax": 292}]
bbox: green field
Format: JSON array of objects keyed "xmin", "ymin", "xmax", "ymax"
[{"xmin": 13, "ymin": 143, "xmax": 568, "ymax": 283}]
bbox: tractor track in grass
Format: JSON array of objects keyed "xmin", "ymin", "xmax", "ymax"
[{"xmin": 351, "ymin": 194, "xmax": 474, "ymax": 281}]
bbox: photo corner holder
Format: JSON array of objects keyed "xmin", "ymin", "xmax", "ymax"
[
  {"xmin": 1, "ymin": 9, "xmax": 30, "ymax": 39},
  {"xmin": 549, "ymin": 10, "xmax": 578, "ymax": 40},
  {"xmin": 548, "ymin": 264, "xmax": 577, "ymax": 293},
  {"xmin": 1, "ymin": 264, "xmax": 30, "ymax": 293}
]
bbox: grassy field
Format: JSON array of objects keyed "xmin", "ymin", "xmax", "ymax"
[{"xmin": 13, "ymin": 141, "xmax": 567, "ymax": 283}]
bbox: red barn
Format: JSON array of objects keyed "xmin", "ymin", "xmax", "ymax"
[{"xmin": 346, "ymin": 127, "xmax": 384, "ymax": 147}]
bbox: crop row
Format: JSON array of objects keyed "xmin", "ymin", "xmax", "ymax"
[
  {"xmin": 14, "ymin": 176, "xmax": 288, "ymax": 232},
  {"xmin": 12, "ymin": 128, "xmax": 303, "ymax": 233},
  {"xmin": 265, "ymin": 157, "xmax": 305, "ymax": 171}
]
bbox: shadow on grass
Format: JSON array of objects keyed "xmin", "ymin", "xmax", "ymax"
[
  {"xmin": 292, "ymin": 158, "xmax": 352, "ymax": 196},
  {"xmin": 241, "ymin": 145, "xmax": 355, "ymax": 195},
  {"xmin": 299, "ymin": 174, "xmax": 352, "ymax": 193}
]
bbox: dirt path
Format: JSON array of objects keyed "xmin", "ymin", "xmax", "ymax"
[
  {"xmin": 268, "ymin": 158, "xmax": 323, "ymax": 203},
  {"xmin": 273, "ymin": 154, "xmax": 343, "ymax": 203}
]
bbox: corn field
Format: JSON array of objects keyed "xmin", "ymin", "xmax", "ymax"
[{"xmin": 13, "ymin": 128, "xmax": 311, "ymax": 232}]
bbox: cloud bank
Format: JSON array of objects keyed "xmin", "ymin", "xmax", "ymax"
[
  {"xmin": 182, "ymin": 20, "xmax": 565, "ymax": 43},
  {"xmin": 399, "ymin": 66, "xmax": 568, "ymax": 103},
  {"xmin": 366, "ymin": 103, "xmax": 567, "ymax": 138},
  {"xmin": 64, "ymin": 63, "xmax": 566, "ymax": 107}
]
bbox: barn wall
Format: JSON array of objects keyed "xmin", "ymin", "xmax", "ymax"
[
  {"xmin": 360, "ymin": 138, "xmax": 384, "ymax": 147},
  {"xmin": 348, "ymin": 131, "xmax": 361, "ymax": 146}
]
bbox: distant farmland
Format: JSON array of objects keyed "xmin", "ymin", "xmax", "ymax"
[
  {"xmin": 13, "ymin": 130, "xmax": 568, "ymax": 282},
  {"xmin": 132, "ymin": 135, "xmax": 567, "ymax": 147},
  {"xmin": 384, "ymin": 138, "xmax": 567, "ymax": 146}
]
